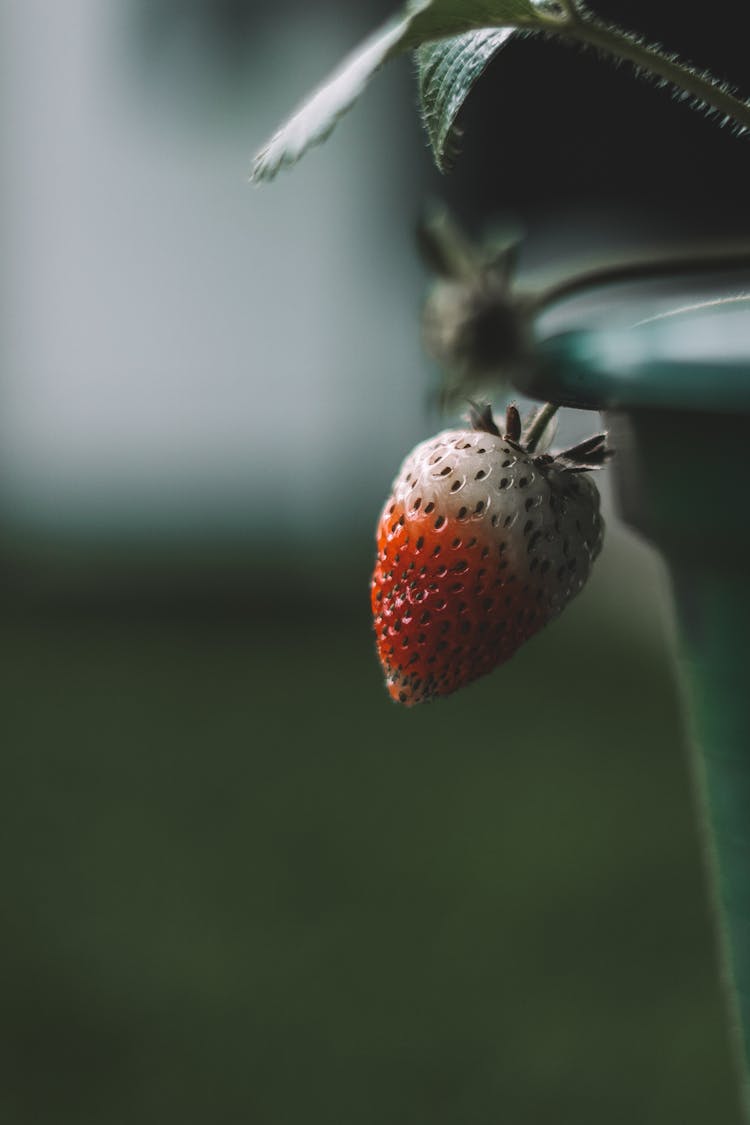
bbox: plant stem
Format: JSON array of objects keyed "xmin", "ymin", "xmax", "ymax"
[
  {"xmin": 560, "ymin": 10, "xmax": 750, "ymax": 135},
  {"xmin": 525, "ymin": 243, "xmax": 750, "ymax": 317},
  {"xmin": 523, "ymin": 402, "xmax": 559, "ymax": 452}
]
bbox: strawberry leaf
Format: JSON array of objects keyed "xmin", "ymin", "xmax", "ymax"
[
  {"xmin": 253, "ymin": 2, "xmax": 750, "ymax": 184},
  {"xmin": 416, "ymin": 29, "xmax": 519, "ymax": 172},
  {"xmin": 251, "ymin": 0, "xmax": 555, "ymax": 183},
  {"xmin": 251, "ymin": 11, "xmax": 412, "ymax": 184}
]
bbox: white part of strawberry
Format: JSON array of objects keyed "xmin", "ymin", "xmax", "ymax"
[{"xmin": 393, "ymin": 427, "xmax": 603, "ymax": 603}]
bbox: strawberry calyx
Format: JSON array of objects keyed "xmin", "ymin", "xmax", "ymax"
[{"xmin": 470, "ymin": 400, "xmax": 612, "ymax": 473}]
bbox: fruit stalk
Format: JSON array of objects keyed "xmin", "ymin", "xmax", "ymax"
[{"xmin": 522, "ymin": 401, "xmax": 558, "ymax": 453}]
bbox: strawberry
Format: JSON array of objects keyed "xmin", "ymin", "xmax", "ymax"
[{"xmin": 371, "ymin": 404, "xmax": 610, "ymax": 706}]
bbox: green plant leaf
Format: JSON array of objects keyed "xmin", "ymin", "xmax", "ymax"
[
  {"xmin": 251, "ymin": 0, "xmax": 553, "ymax": 183},
  {"xmin": 417, "ymin": 29, "xmax": 518, "ymax": 172},
  {"xmin": 253, "ymin": 1, "xmax": 750, "ymax": 185}
]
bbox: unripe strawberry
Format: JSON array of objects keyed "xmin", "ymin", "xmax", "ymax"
[{"xmin": 371, "ymin": 405, "xmax": 609, "ymax": 705}]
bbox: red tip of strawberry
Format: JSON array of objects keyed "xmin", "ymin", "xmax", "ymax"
[{"xmin": 371, "ymin": 409, "xmax": 607, "ymax": 705}]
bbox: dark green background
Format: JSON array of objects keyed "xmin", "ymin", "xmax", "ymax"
[
  {"xmin": 3, "ymin": 0, "xmax": 749, "ymax": 1119},
  {"xmin": 0, "ymin": 528, "xmax": 742, "ymax": 1124}
]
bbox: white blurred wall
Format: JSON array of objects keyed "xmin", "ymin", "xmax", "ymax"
[{"xmin": 1, "ymin": 0, "xmax": 429, "ymax": 535}]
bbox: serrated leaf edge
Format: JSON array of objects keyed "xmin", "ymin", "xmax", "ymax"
[{"xmin": 417, "ymin": 29, "xmax": 518, "ymax": 172}]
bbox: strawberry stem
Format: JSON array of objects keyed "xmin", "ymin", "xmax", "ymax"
[
  {"xmin": 526, "ymin": 242, "xmax": 750, "ymax": 316},
  {"xmin": 561, "ymin": 6, "xmax": 750, "ymax": 137},
  {"xmin": 523, "ymin": 402, "xmax": 559, "ymax": 453}
]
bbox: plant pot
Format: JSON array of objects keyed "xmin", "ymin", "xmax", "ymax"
[{"xmin": 520, "ymin": 283, "xmax": 750, "ymax": 1118}]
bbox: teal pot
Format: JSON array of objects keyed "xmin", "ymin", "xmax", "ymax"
[{"xmin": 524, "ymin": 286, "xmax": 750, "ymax": 1118}]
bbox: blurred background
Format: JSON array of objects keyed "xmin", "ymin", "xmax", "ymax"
[{"xmin": 1, "ymin": 1, "xmax": 749, "ymax": 1121}]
